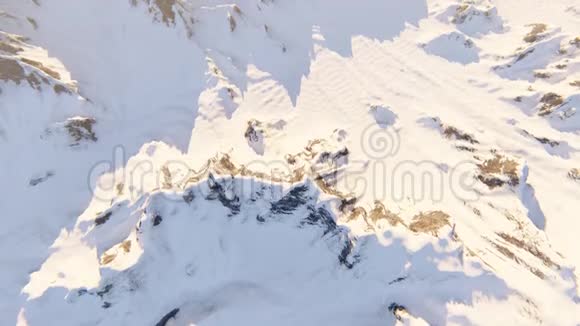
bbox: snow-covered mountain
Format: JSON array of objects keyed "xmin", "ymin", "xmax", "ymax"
[{"xmin": 1, "ymin": 0, "xmax": 579, "ymax": 325}]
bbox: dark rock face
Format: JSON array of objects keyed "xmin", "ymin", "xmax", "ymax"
[
  {"xmin": 477, "ymin": 175, "xmax": 508, "ymax": 188},
  {"xmin": 96, "ymin": 284, "xmax": 113, "ymax": 298},
  {"xmin": 477, "ymin": 155, "xmax": 519, "ymax": 189},
  {"xmin": 153, "ymin": 214, "xmax": 163, "ymax": 226},
  {"xmin": 182, "ymin": 190, "xmax": 195, "ymax": 204},
  {"xmin": 538, "ymin": 92, "xmax": 564, "ymax": 115},
  {"xmin": 388, "ymin": 302, "xmax": 408, "ymax": 321},
  {"xmin": 442, "ymin": 125, "xmax": 479, "ymax": 144},
  {"xmin": 207, "ymin": 174, "xmax": 240, "ymax": 215},
  {"xmin": 155, "ymin": 308, "xmax": 180, "ymax": 326},
  {"xmin": 301, "ymin": 206, "xmax": 358, "ymax": 268},
  {"xmin": 64, "ymin": 117, "xmax": 98, "ymax": 145},
  {"xmin": 338, "ymin": 238, "xmax": 358, "ymax": 269},
  {"xmin": 302, "ymin": 206, "xmax": 337, "ymax": 236},
  {"xmin": 95, "ymin": 211, "xmax": 113, "ymax": 226},
  {"xmin": 244, "ymin": 119, "xmax": 265, "ymax": 155},
  {"xmin": 270, "ymin": 184, "xmax": 310, "ymax": 215},
  {"xmin": 29, "ymin": 171, "xmax": 54, "ymax": 186}
]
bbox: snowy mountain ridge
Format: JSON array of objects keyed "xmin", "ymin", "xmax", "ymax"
[{"xmin": 0, "ymin": 0, "xmax": 579, "ymax": 325}]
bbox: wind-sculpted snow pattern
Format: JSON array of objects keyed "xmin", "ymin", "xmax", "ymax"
[{"xmin": 1, "ymin": 0, "xmax": 579, "ymax": 325}]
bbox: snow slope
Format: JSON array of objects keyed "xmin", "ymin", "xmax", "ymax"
[{"xmin": 1, "ymin": 0, "xmax": 579, "ymax": 325}]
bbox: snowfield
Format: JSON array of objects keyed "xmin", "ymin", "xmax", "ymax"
[{"xmin": 0, "ymin": 0, "xmax": 579, "ymax": 325}]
